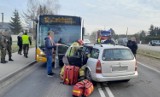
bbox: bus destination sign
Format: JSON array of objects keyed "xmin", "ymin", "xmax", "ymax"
[{"xmin": 40, "ymin": 15, "xmax": 81, "ymax": 25}]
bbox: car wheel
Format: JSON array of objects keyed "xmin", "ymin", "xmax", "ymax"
[
  {"xmin": 85, "ymin": 69, "xmax": 92, "ymax": 81},
  {"xmin": 85, "ymin": 69, "xmax": 97, "ymax": 86}
]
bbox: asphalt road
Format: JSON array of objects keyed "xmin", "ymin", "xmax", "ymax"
[
  {"xmin": 138, "ymin": 44, "xmax": 160, "ymax": 52},
  {"xmin": 0, "ymin": 63, "xmax": 101, "ymax": 97},
  {"xmin": 1, "ymin": 61, "xmax": 160, "ymax": 97}
]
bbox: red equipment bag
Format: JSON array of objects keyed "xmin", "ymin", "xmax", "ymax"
[
  {"xmin": 83, "ymin": 79, "xmax": 94, "ymax": 97},
  {"xmin": 72, "ymin": 79, "xmax": 94, "ymax": 97},
  {"xmin": 72, "ymin": 81, "xmax": 84, "ymax": 97},
  {"xmin": 63, "ymin": 65, "xmax": 79, "ymax": 85}
]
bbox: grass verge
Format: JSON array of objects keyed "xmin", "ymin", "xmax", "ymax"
[{"xmin": 137, "ymin": 49, "xmax": 160, "ymax": 59}]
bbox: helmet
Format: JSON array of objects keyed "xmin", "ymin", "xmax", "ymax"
[{"xmin": 77, "ymin": 39, "xmax": 84, "ymax": 45}]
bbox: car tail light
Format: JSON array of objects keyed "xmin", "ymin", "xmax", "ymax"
[
  {"xmin": 96, "ymin": 60, "xmax": 102, "ymax": 73},
  {"xmin": 135, "ymin": 60, "xmax": 137, "ymax": 71}
]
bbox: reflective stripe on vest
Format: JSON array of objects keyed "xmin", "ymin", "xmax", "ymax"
[{"xmin": 22, "ymin": 35, "xmax": 29, "ymax": 44}]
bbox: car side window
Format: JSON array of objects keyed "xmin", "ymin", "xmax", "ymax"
[{"xmin": 90, "ymin": 48, "xmax": 99, "ymax": 59}]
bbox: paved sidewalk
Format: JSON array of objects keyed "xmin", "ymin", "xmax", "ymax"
[{"xmin": 0, "ymin": 48, "xmax": 35, "ymax": 80}]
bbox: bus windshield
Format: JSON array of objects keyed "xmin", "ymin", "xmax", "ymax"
[
  {"xmin": 37, "ymin": 15, "xmax": 82, "ymax": 48},
  {"xmin": 38, "ymin": 25, "xmax": 81, "ymax": 47}
]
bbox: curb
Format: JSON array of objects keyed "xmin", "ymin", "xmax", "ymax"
[{"xmin": 0, "ymin": 61, "xmax": 36, "ymax": 89}]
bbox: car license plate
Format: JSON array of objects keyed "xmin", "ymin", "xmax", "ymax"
[{"xmin": 112, "ymin": 66, "xmax": 128, "ymax": 71}]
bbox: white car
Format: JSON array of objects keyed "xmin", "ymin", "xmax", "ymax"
[
  {"xmin": 83, "ymin": 39, "xmax": 91, "ymax": 44},
  {"xmin": 85, "ymin": 44, "xmax": 138, "ymax": 82},
  {"xmin": 149, "ymin": 40, "xmax": 160, "ymax": 46}
]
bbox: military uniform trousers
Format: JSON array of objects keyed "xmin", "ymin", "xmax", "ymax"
[
  {"xmin": 6, "ymin": 45, "xmax": 12, "ymax": 59},
  {"xmin": 1, "ymin": 48, "xmax": 6, "ymax": 62}
]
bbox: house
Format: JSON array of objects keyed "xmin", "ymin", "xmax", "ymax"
[{"xmin": 0, "ymin": 22, "xmax": 11, "ymax": 33}]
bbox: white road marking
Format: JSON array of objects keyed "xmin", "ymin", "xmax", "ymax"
[
  {"xmin": 97, "ymin": 83, "xmax": 106, "ymax": 97},
  {"xmin": 105, "ymin": 87, "xmax": 115, "ymax": 97},
  {"xmin": 137, "ymin": 61, "xmax": 160, "ymax": 74}
]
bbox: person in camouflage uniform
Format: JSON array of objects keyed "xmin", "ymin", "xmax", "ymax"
[
  {"xmin": 5, "ymin": 31, "xmax": 13, "ymax": 61},
  {"xmin": 0, "ymin": 31, "xmax": 7, "ymax": 63}
]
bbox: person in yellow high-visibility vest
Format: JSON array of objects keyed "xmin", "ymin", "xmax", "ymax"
[
  {"xmin": 22, "ymin": 32, "xmax": 32, "ymax": 58},
  {"xmin": 66, "ymin": 39, "xmax": 83, "ymax": 57},
  {"xmin": 97, "ymin": 37, "xmax": 101, "ymax": 44}
]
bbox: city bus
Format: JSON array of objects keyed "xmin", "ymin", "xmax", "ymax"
[{"xmin": 36, "ymin": 15, "xmax": 84, "ymax": 64}]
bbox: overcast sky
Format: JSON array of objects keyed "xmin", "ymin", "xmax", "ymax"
[{"xmin": 1, "ymin": 0, "xmax": 160, "ymax": 35}]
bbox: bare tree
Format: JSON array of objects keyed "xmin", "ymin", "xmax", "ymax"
[
  {"xmin": 23, "ymin": 0, "xmax": 60, "ymax": 38},
  {"xmin": 90, "ymin": 31, "xmax": 97, "ymax": 43},
  {"xmin": 24, "ymin": 0, "xmax": 60, "ymax": 21}
]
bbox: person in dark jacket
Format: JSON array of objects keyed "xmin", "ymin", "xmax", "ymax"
[
  {"xmin": 127, "ymin": 38, "xmax": 138, "ymax": 58},
  {"xmin": 103, "ymin": 36, "xmax": 115, "ymax": 45},
  {"xmin": 103, "ymin": 39, "xmax": 115, "ymax": 44},
  {"xmin": 58, "ymin": 38, "xmax": 62, "ymax": 44},
  {"xmin": 17, "ymin": 32, "xmax": 23, "ymax": 55},
  {"xmin": 45, "ymin": 31, "xmax": 56, "ymax": 77}
]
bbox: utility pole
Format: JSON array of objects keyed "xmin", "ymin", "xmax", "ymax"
[
  {"xmin": 1, "ymin": 13, "xmax": 4, "ymax": 23},
  {"xmin": 126, "ymin": 27, "xmax": 128, "ymax": 39},
  {"xmin": 1, "ymin": 13, "xmax": 4, "ymax": 30}
]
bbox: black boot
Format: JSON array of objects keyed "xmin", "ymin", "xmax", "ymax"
[
  {"xmin": 9, "ymin": 58, "xmax": 14, "ymax": 61},
  {"xmin": 18, "ymin": 51, "xmax": 22, "ymax": 55},
  {"xmin": 24, "ymin": 54, "xmax": 26, "ymax": 57},
  {"xmin": 1, "ymin": 60, "xmax": 7, "ymax": 63}
]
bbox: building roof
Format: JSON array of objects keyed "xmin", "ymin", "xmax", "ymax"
[{"xmin": 0, "ymin": 22, "xmax": 11, "ymax": 30}]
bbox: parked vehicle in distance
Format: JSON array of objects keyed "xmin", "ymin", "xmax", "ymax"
[
  {"xmin": 83, "ymin": 39, "xmax": 91, "ymax": 44},
  {"xmin": 85, "ymin": 44, "xmax": 138, "ymax": 82},
  {"xmin": 149, "ymin": 40, "xmax": 160, "ymax": 46},
  {"xmin": 117, "ymin": 38, "xmax": 128, "ymax": 46}
]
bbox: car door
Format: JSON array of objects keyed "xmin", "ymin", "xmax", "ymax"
[
  {"xmin": 65, "ymin": 46, "xmax": 83, "ymax": 67},
  {"xmin": 87, "ymin": 48, "xmax": 100, "ymax": 73},
  {"xmin": 82, "ymin": 46, "xmax": 93, "ymax": 65},
  {"xmin": 101, "ymin": 48, "xmax": 136, "ymax": 77}
]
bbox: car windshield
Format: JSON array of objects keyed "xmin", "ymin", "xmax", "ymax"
[
  {"xmin": 100, "ymin": 31, "xmax": 111, "ymax": 36},
  {"xmin": 102, "ymin": 49, "xmax": 134, "ymax": 61}
]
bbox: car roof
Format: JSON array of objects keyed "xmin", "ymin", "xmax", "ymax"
[{"xmin": 93, "ymin": 44, "xmax": 129, "ymax": 50}]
